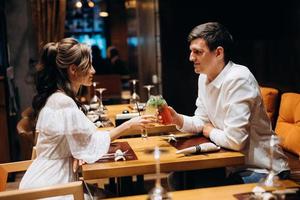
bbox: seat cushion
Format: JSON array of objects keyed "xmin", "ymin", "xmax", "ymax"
[
  {"xmin": 260, "ymin": 87, "xmax": 279, "ymax": 127},
  {"xmin": 275, "ymin": 93, "xmax": 300, "ymax": 157}
]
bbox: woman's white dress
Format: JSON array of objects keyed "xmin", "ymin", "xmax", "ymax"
[{"xmin": 19, "ymin": 92, "xmax": 111, "ymax": 199}]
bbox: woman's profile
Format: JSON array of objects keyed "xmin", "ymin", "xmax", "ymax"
[{"xmin": 19, "ymin": 38, "xmax": 155, "ymax": 199}]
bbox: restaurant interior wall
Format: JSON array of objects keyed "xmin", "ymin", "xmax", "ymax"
[{"xmin": 159, "ymin": 0, "xmax": 300, "ymax": 115}]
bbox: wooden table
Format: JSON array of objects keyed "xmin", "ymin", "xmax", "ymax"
[
  {"xmin": 82, "ymin": 135, "xmax": 244, "ymax": 180},
  {"xmin": 105, "ymin": 180, "xmax": 299, "ymax": 200},
  {"xmin": 92, "ymin": 104, "xmax": 244, "ymax": 195},
  {"xmin": 102, "ymin": 104, "xmax": 177, "ymax": 135}
]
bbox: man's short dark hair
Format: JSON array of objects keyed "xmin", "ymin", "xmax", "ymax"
[{"xmin": 188, "ymin": 22, "xmax": 234, "ymax": 63}]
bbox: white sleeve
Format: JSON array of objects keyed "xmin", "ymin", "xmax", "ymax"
[
  {"xmin": 179, "ymin": 77, "xmax": 210, "ymax": 133},
  {"xmin": 37, "ymin": 105, "xmax": 110, "ymax": 163},
  {"xmin": 180, "ymin": 96, "xmax": 210, "ymax": 133},
  {"xmin": 209, "ymin": 78, "xmax": 257, "ymax": 151},
  {"xmin": 63, "ymin": 108, "xmax": 111, "ymax": 163}
]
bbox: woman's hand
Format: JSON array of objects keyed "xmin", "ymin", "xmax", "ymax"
[
  {"xmin": 72, "ymin": 158, "xmax": 86, "ymax": 173},
  {"xmin": 125, "ymin": 115, "xmax": 157, "ymax": 131},
  {"xmin": 110, "ymin": 114, "xmax": 157, "ymax": 140}
]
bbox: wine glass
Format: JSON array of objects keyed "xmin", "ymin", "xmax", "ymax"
[
  {"xmin": 129, "ymin": 79, "xmax": 140, "ymax": 110},
  {"xmin": 95, "ymin": 88, "xmax": 107, "ymax": 114},
  {"xmin": 259, "ymin": 135, "xmax": 281, "ymax": 187},
  {"xmin": 89, "ymin": 82, "xmax": 100, "ymax": 110},
  {"xmin": 147, "ymin": 146, "xmax": 171, "ymax": 200},
  {"xmin": 141, "ymin": 96, "xmax": 158, "ymax": 139},
  {"xmin": 143, "ymin": 85, "xmax": 155, "ymax": 100}
]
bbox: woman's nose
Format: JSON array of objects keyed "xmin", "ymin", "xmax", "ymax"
[{"xmin": 91, "ymin": 65, "xmax": 96, "ymax": 74}]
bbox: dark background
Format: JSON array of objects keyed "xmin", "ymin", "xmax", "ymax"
[{"xmin": 159, "ymin": 0, "xmax": 300, "ymax": 115}]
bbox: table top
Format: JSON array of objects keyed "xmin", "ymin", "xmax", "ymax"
[
  {"xmin": 81, "ymin": 135, "xmax": 245, "ymax": 180},
  {"xmin": 105, "ymin": 180, "xmax": 299, "ymax": 200}
]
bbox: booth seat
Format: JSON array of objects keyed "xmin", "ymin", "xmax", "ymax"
[
  {"xmin": 275, "ymin": 93, "xmax": 300, "ymax": 157},
  {"xmin": 260, "ymin": 86, "xmax": 279, "ymax": 128},
  {"xmin": 259, "ymin": 88, "xmax": 300, "ymax": 183},
  {"xmin": 274, "ymin": 92, "xmax": 300, "ymax": 183}
]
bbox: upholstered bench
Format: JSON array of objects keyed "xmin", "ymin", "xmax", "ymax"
[
  {"xmin": 260, "ymin": 86, "xmax": 279, "ymax": 128},
  {"xmin": 274, "ymin": 93, "xmax": 300, "ymax": 183}
]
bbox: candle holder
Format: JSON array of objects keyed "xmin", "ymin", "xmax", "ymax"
[{"xmin": 147, "ymin": 146, "xmax": 172, "ymax": 200}]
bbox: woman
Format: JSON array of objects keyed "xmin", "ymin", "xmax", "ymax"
[{"xmin": 19, "ymin": 38, "xmax": 155, "ymax": 198}]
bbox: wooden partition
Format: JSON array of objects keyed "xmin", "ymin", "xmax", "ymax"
[{"xmin": 0, "ymin": 76, "xmax": 10, "ymax": 163}]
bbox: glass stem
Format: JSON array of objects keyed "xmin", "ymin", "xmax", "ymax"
[
  {"xmin": 133, "ymin": 84, "xmax": 136, "ymax": 94},
  {"xmin": 148, "ymin": 89, "xmax": 151, "ymax": 100},
  {"xmin": 155, "ymin": 157, "xmax": 161, "ymax": 188},
  {"xmin": 270, "ymin": 143, "xmax": 273, "ymax": 172},
  {"xmin": 99, "ymin": 92, "xmax": 103, "ymax": 107}
]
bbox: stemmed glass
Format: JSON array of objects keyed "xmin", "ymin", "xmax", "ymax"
[
  {"xmin": 129, "ymin": 79, "xmax": 140, "ymax": 106},
  {"xmin": 95, "ymin": 88, "xmax": 107, "ymax": 114},
  {"xmin": 147, "ymin": 146, "xmax": 171, "ymax": 200},
  {"xmin": 141, "ymin": 95, "xmax": 158, "ymax": 139},
  {"xmin": 143, "ymin": 85, "xmax": 155, "ymax": 100},
  {"xmin": 89, "ymin": 82, "xmax": 100, "ymax": 110},
  {"xmin": 259, "ymin": 135, "xmax": 281, "ymax": 187}
]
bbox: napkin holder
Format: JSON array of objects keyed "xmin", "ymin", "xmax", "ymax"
[{"xmin": 176, "ymin": 142, "xmax": 220, "ymax": 155}]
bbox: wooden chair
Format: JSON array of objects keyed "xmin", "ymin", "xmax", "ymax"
[
  {"xmin": 0, "ymin": 160, "xmax": 32, "ymax": 192},
  {"xmin": 21, "ymin": 107, "xmax": 34, "ymax": 119},
  {"xmin": 17, "ymin": 107, "xmax": 37, "ymax": 160},
  {"xmin": 16, "ymin": 118, "xmax": 36, "ymax": 160},
  {"xmin": 0, "ymin": 160, "xmax": 84, "ymax": 200},
  {"xmin": 0, "ymin": 181, "xmax": 84, "ymax": 200}
]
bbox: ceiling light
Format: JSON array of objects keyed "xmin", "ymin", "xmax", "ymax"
[
  {"xmin": 99, "ymin": 11, "xmax": 109, "ymax": 17},
  {"xmin": 75, "ymin": 1, "xmax": 82, "ymax": 8},
  {"xmin": 88, "ymin": 0, "xmax": 95, "ymax": 8}
]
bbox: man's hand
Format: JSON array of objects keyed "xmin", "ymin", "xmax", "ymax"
[
  {"xmin": 158, "ymin": 106, "xmax": 183, "ymax": 128},
  {"xmin": 203, "ymin": 123, "xmax": 214, "ymax": 138}
]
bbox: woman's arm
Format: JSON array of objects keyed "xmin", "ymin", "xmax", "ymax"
[{"xmin": 109, "ymin": 115, "xmax": 157, "ymax": 140}]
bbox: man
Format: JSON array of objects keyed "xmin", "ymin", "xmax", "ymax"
[{"xmin": 167, "ymin": 22, "xmax": 289, "ymax": 190}]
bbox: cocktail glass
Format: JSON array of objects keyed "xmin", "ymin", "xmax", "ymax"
[
  {"xmin": 141, "ymin": 95, "xmax": 158, "ymax": 139},
  {"xmin": 155, "ymin": 95, "xmax": 172, "ymax": 125}
]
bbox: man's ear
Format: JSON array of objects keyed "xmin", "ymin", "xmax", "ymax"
[{"xmin": 215, "ymin": 46, "xmax": 224, "ymax": 60}]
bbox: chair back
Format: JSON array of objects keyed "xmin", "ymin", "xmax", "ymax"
[
  {"xmin": 21, "ymin": 107, "xmax": 34, "ymax": 119},
  {"xmin": 260, "ymin": 86, "xmax": 279, "ymax": 128},
  {"xmin": 0, "ymin": 160, "xmax": 84, "ymax": 200},
  {"xmin": 0, "ymin": 181, "xmax": 84, "ymax": 200},
  {"xmin": 275, "ymin": 92, "xmax": 300, "ymax": 157},
  {"xmin": 0, "ymin": 160, "xmax": 32, "ymax": 191},
  {"xmin": 16, "ymin": 118, "xmax": 36, "ymax": 160}
]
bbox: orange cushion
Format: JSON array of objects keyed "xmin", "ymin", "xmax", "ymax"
[
  {"xmin": 275, "ymin": 93, "xmax": 300, "ymax": 156},
  {"xmin": 260, "ymin": 87, "xmax": 279, "ymax": 127}
]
